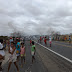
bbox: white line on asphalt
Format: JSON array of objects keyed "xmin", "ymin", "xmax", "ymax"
[{"xmin": 35, "ymin": 41, "xmax": 72, "ymax": 63}]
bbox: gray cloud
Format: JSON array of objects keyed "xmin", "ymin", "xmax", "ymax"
[{"xmin": 0, "ymin": 0, "xmax": 72, "ymax": 35}]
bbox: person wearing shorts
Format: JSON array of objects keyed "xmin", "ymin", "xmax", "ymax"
[
  {"xmin": 16, "ymin": 39, "xmax": 20, "ymax": 61},
  {"xmin": 8, "ymin": 42, "xmax": 19, "ymax": 72},
  {"xmin": 31, "ymin": 41, "xmax": 36, "ymax": 63},
  {"xmin": 20, "ymin": 42, "xmax": 25, "ymax": 67}
]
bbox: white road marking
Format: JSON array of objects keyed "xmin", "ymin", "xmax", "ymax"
[{"xmin": 35, "ymin": 41, "xmax": 72, "ymax": 63}]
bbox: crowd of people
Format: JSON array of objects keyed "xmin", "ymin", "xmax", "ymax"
[
  {"xmin": 0, "ymin": 35, "xmax": 71, "ymax": 72},
  {"xmin": 38, "ymin": 35, "xmax": 72, "ymax": 46},
  {"xmin": 0, "ymin": 37, "xmax": 36, "ymax": 72},
  {"xmin": 38, "ymin": 36, "xmax": 52, "ymax": 47}
]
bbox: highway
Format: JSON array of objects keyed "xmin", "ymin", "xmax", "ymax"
[
  {"xmin": 39, "ymin": 40, "xmax": 72, "ymax": 60},
  {"xmin": 2, "ymin": 40, "xmax": 72, "ymax": 72},
  {"xmin": 2, "ymin": 41, "xmax": 47, "ymax": 72}
]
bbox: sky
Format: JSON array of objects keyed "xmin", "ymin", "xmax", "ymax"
[{"xmin": 0, "ymin": 0, "xmax": 72, "ymax": 35}]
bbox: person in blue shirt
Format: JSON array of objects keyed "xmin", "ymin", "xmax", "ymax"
[
  {"xmin": 16, "ymin": 39, "xmax": 20, "ymax": 61},
  {"xmin": 69, "ymin": 36, "xmax": 71, "ymax": 44}
]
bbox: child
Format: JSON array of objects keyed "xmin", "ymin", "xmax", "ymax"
[
  {"xmin": 49, "ymin": 40, "xmax": 52, "ymax": 47},
  {"xmin": 8, "ymin": 42, "xmax": 19, "ymax": 72},
  {"xmin": 40, "ymin": 36, "xmax": 42, "ymax": 43},
  {"xmin": 49, "ymin": 37, "xmax": 52, "ymax": 47},
  {"xmin": 69, "ymin": 36, "xmax": 71, "ymax": 44},
  {"xmin": 20, "ymin": 42, "xmax": 25, "ymax": 67},
  {"xmin": 16, "ymin": 39, "xmax": 20, "ymax": 61},
  {"xmin": 44, "ymin": 37, "xmax": 47, "ymax": 45},
  {"xmin": 31, "ymin": 41, "xmax": 36, "ymax": 63}
]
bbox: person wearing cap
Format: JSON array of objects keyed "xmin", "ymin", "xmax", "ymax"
[{"xmin": 0, "ymin": 39, "xmax": 5, "ymax": 71}]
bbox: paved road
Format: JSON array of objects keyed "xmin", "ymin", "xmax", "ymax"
[
  {"xmin": 2, "ymin": 41, "xmax": 47, "ymax": 72},
  {"xmin": 39, "ymin": 40, "xmax": 72, "ymax": 60}
]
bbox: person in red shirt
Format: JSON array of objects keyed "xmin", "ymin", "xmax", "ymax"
[
  {"xmin": 44, "ymin": 37, "xmax": 47, "ymax": 45},
  {"xmin": 40, "ymin": 36, "xmax": 42, "ymax": 43}
]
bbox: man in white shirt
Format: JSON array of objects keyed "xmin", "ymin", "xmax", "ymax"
[{"xmin": 0, "ymin": 39, "xmax": 5, "ymax": 71}]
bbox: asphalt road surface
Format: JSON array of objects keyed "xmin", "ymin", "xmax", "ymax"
[
  {"xmin": 39, "ymin": 40, "xmax": 72, "ymax": 60},
  {"xmin": 2, "ymin": 41, "xmax": 47, "ymax": 72}
]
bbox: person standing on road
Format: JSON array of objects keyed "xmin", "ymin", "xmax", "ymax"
[
  {"xmin": 49, "ymin": 37, "xmax": 52, "ymax": 47},
  {"xmin": 31, "ymin": 41, "xmax": 36, "ymax": 63},
  {"xmin": 0, "ymin": 39, "xmax": 5, "ymax": 72},
  {"xmin": 69, "ymin": 36, "xmax": 71, "ymax": 44},
  {"xmin": 20, "ymin": 42, "xmax": 26, "ymax": 67},
  {"xmin": 8, "ymin": 42, "xmax": 19, "ymax": 72},
  {"xmin": 53, "ymin": 37, "xmax": 54, "ymax": 41},
  {"xmin": 44, "ymin": 37, "xmax": 47, "ymax": 45},
  {"xmin": 16, "ymin": 39, "xmax": 21, "ymax": 61},
  {"xmin": 40, "ymin": 36, "xmax": 42, "ymax": 43}
]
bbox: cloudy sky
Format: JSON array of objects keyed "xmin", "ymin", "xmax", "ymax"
[{"xmin": 0, "ymin": 0, "xmax": 72, "ymax": 35}]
